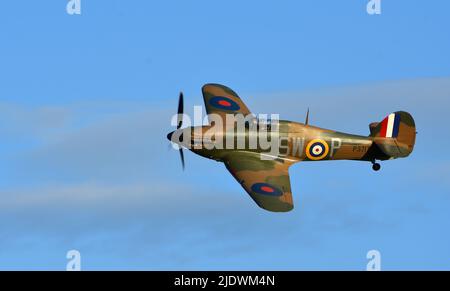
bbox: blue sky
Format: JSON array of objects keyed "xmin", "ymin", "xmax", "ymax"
[{"xmin": 0, "ymin": 1, "xmax": 449, "ymax": 270}]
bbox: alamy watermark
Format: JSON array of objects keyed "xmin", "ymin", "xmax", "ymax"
[
  {"xmin": 66, "ymin": 249, "xmax": 81, "ymax": 271},
  {"xmin": 67, "ymin": 0, "xmax": 81, "ymax": 15},
  {"xmin": 367, "ymin": 0, "xmax": 382, "ymax": 15},
  {"xmin": 169, "ymin": 108, "xmax": 284, "ymax": 160},
  {"xmin": 366, "ymin": 249, "xmax": 381, "ymax": 271}
]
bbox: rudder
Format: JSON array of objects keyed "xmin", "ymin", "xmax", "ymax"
[{"xmin": 369, "ymin": 111, "xmax": 416, "ymax": 159}]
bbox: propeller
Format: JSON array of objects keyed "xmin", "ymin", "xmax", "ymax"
[
  {"xmin": 177, "ymin": 92, "xmax": 183, "ymax": 130},
  {"xmin": 167, "ymin": 92, "xmax": 185, "ymax": 170},
  {"xmin": 179, "ymin": 145, "xmax": 185, "ymax": 170}
]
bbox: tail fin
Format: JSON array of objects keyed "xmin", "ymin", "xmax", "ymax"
[{"xmin": 369, "ymin": 111, "xmax": 416, "ymax": 159}]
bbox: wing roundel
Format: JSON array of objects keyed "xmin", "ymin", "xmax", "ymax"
[
  {"xmin": 223, "ymin": 152, "xmax": 294, "ymax": 212},
  {"xmin": 202, "ymin": 84, "xmax": 253, "ymax": 126}
]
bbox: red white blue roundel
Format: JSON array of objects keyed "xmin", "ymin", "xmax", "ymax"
[
  {"xmin": 305, "ymin": 139, "xmax": 329, "ymax": 160},
  {"xmin": 310, "ymin": 143, "xmax": 325, "ymax": 157},
  {"xmin": 251, "ymin": 183, "xmax": 283, "ymax": 196},
  {"xmin": 209, "ymin": 96, "xmax": 240, "ymax": 111}
]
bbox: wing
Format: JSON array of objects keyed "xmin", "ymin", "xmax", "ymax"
[
  {"xmin": 223, "ymin": 151, "xmax": 294, "ymax": 212},
  {"xmin": 202, "ymin": 83, "xmax": 253, "ymax": 128}
]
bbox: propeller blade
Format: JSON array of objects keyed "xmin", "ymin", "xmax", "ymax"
[
  {"xmin": 179, "ymin": 148, "xmax": 185, "ymax": 170},
  {"xmin": 177, "ymin": 92, "xmax": 184, "ymax": 129},
  {"xmin": 168, "ymin": 91, "xmax": 186, "ymax": 170}
]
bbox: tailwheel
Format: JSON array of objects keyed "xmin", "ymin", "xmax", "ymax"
[{"xmin": 372, "ymin": 162, "xmax": 381, "ymax": 171}]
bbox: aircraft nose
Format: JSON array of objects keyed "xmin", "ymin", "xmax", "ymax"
[{"xmin": 167, "ymin": 129, "xmax": 185, "ymax": 144}]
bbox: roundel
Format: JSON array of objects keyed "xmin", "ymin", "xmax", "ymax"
[
  {"xmin": 251, "ymin": 183, "xmax": 283, "ymax": 196},
  {"xmin": 209, "ymin": 96, "xmax": 240, "ymax": 111},
  {"xmin": 305, "ymin": 139, "xmax": 329, "ymax": 160}
]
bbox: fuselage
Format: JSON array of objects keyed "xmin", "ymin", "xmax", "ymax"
[{"xmin": 172, "ymin": 120, "xmax": 376, "ymax": 164}]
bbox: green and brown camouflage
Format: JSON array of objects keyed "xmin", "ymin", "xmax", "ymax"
[{"xmin": 167, "ymin": 84, "xmax": 416, "ymax": 212}]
